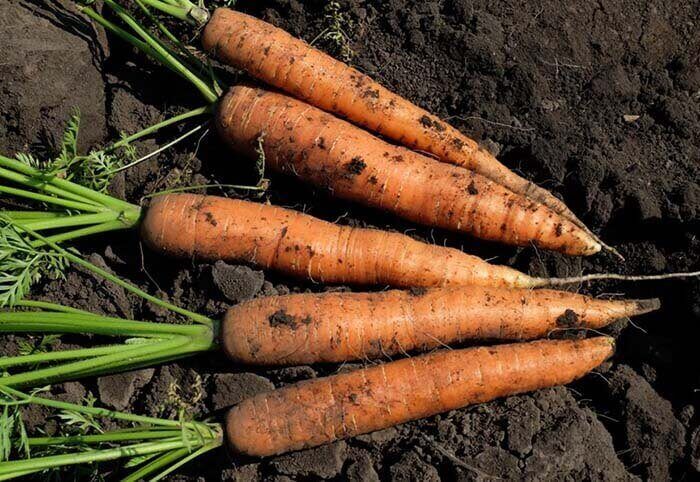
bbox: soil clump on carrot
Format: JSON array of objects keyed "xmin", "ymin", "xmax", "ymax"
[{"xmin": 268, "ymin": 310, "xmax": 312, "ymax": 330}]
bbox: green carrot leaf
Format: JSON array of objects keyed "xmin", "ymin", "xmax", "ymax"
[
  {"xmin": 16, "ymin": 407, "xmax": 30, "ymax": 459},
  {"xmin": 73, "ymin": 150, "xmax": 123, "ymax": 193},
  {"xmin": 17, "ymin": 335, "xmax": 62, "ymax": 357},
  {"xmin": 15, "ymin": 152, "xmax": 43, "ymax": 170},
  {"xmin": 57, "ymin": 393, "xmax": 104, "ymax": 435},
  {"xmin": 0, "ymin": 394, "xmax": 31, "ymax": 461},
  {"xmin": 58, "ymin": 109, "xmax": 81, "ymax": 170},
  {"xmin": 0, "ymin": 405, "xmax": 12, "ymax": 461},
  {"xmin": 0, "ymin": 221, "xmax": 70, "ymax": 307}
]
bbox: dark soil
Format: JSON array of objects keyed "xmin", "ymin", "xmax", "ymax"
[{"xmin": 2, "ymin": 0, "xmax": 699, "ymax": 480}]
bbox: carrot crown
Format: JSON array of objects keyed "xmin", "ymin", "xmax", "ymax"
[
  {"xmin": 0, "ymin": 386, "xmax": 222, "ymax": 480},
  {"xmin": 0, "ymin": 99, "xmax": 218, "ymax": 307}
]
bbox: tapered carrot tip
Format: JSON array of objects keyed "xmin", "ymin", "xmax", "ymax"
[
  {"xmin": 575, "ymin": 235, "xmax": 602, "ymax": 256},
  {"xmin": 634, "ymin": 298, "xmax": 661, "ymax": 314},
  {"xmin": 224, "ymin": 337, "xmax": 614, "ymax": 457},
  {"xmin": 600, "ymin": 337, "xmax": 616, "ymax": 359}
]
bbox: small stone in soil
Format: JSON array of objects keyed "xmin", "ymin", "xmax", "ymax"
[
  {"xmin": 345, "ymin": 454, "xmax": 380, "ymax": 482},
  {"xmin": 220, "ymin": 462, "xmax": 260, "ymax": 482},
  {"xmin": 98, "ymin": 369, "xmax": 155, "ymax": 411},
  {"xmin": 355, "ymin": 427, "xmax": 398, "ymax": 446},
  {"xmin": 271, "ymin": 441, "xmax": 347, "ymax": 478},
  {"xmin": 210, "ymin": 373, "xmax": 274, "ymax": 410},
  {"xmin": 212, "ymin": 262, "xmax": 265, "ymax": 303},
  {"xmin": 389, "ymin": 451, "xmax": 440, "ymax": 482}
]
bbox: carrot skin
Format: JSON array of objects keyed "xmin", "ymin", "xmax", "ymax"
[
  {"xmin": 215, "ymin": 85, "xmax": 600, "ymax": 255},
  {"xmin": 225, "ymin": 337, "xmax": 614, "ymax": 457},
  {"xmin": 221, "ymin": 287, "xmax": 657, "ymax": 365},
  {"xmin": 140, "ymin": 193, "xmax": 534, "ymax": 288},
  {"xmin": 201, "ymin": 8, "xmax": 584, "ymax": 230}
]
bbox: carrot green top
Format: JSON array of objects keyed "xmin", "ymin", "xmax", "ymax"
[{"xmin": 0, "ymin": 385, "xmax": 222, "ymax": 481}]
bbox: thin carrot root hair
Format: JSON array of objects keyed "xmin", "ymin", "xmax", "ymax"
[{"xmin": 532, "ymin": 270, "xmax": 700, "ymax": 287}]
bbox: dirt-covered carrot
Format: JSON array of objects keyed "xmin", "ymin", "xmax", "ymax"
[
  {"xmin": 214, "ymin": 85, "xmax": 598, "ymax": 255},
  {"xmin": 221, "ymin": 287, "xmax": 657, "ymax": 365},
  {"xmin": 199, "ymin": 8, "xmax": 606, "ymax": 249},
  {"xmin": 139, "ymin": 194, "xmax": 699, "ymax": 289},
  {"xmin": 0, "ymin": 338, "xmax": 609, "ymax": 474},
  {"xmin": 140, "ymin": 192, "xmax": 535, "ymax": 288},
  {"xmin": 79, "ymin": 1, "xmax": 602, "ymax": 256},
  {"xmin": 226, "ymin": 337, "xmax": 614, "ymax": 456}
]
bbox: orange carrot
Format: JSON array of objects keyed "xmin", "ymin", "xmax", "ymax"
[
  {"xmin": 221, "ymin": 287, "xmax": 657, "ymax": 365},
  {"xmin": 141, "ymin": 193, "xmax": 698, "ymax": 290},
  {"xmin": 201, "ymin": 8, "xmax": 600, "ymax": 247},
  {"xmin": 214, "ymin": 85, "xmax": 600, "ymax": 255},
  {"xmin": 138, "ymin": 193, "xmax": 547, "ymax": 289},
  {"xmin": 225, "ymin": 337, "xmax": 613, "ymax": 456}
]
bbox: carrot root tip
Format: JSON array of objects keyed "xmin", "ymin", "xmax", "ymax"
[
  {"xmin": 633, "ymin": 298, "xmax": 661, "ymax": 314},
  {"xmin": 602, "ymin": 243, "xmax": 625, "ymax": 261}
]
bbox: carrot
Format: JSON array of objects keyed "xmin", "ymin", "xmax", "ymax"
[
  {"xmin": 225, "ymin": 337, "xmax": 613, "ymax": 456},
  {"xmin": 222, "ymin": 287, "xmax": 657, "ymax": 365},
  {"xmin": 1, "ymin": 338, "xmax": 610, "ymax": 472},
  {"xmin": 201, "ymin": 8, "xmax": 608, "ymax": 253},
  {"xmin": 140, "ymin": 193, "xmax": 532, "ymax": 288},
  {"xmin": 215, "ymin": 85, "xmax": 600, "ymax": 255},
  {"xmin": 140, "ymin": 193, "xmax": 699, "ymax": 289}
]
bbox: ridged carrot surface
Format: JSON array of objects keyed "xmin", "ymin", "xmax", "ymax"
[
  {"xmin": 140, "ymin": 193, "xmax": 535, "ymax": 288},
  {"xmin": 214, "ymin": 85, "xmax": 599, "ymax": 255},
  {"xmin": 221, "ymin": 287, "xmax": 656, "ymax": 365},
  {"xmin": 225, "ymin": 337, "xmax": 614, "ymax": 456},
  {"xmin": 201, "ymin": 8, "xmax": 585, "ymax": 232}
]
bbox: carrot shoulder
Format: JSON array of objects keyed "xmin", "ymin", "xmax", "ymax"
[
  {"xmin": 221, "ymin": 288, "xmax": 656, "ymax": 365},
  {"xmin": 215, "ymin": 85, "xmax": 600, "ymax": 255},
  {"xmin": 201, "ymin": 8, "xmax": 584, "ymax": 231},
  {"xmin": 139, "ymin": 193, "xmax": 533, "ymax": 288},
  {"xmin": 225, "ymin": 337, "xmax": 614, "ymax": 456}
]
